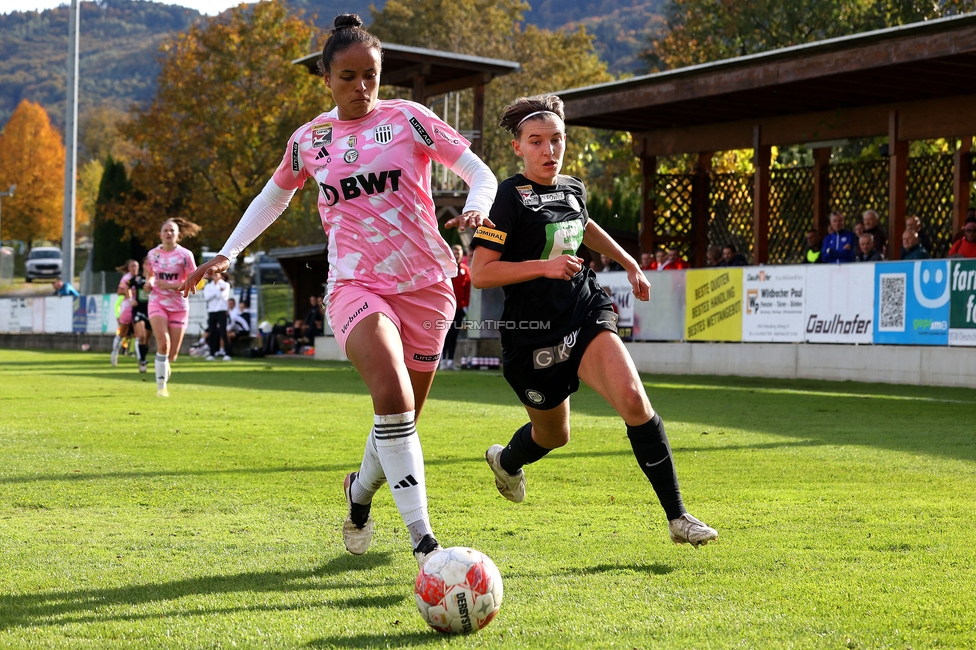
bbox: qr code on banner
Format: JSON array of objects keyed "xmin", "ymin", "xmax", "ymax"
[{"xmin": 878, "ymin": 273, "xmax": 906, "ymax": 332}]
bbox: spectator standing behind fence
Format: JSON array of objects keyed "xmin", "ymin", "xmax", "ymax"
[
  {"xmin": 662, "ymin": 246, "xmax": 689, "ymax": 270},
  {"xmin": 651, "ymin": 248, "xmax": 667, "ymax": 270},
  {"xmin": 303, "ymin": 294, "xmax": 324, "ymax": 339},
  {"xmin": 719, "ymin": 244, "xmax": 747, "ymax": 267},
  {"xmin": 203, "ymin": 272, "xmax": 231, "ymax": 361},
  {"xmin": 948, "ymin": 217, "xmax": 976, "ymax": 258},
  {"xmin": 705, "ymin": 245, "xmax": 723, "ymax": 267},
  {"xmin": 227, "ymin": 297, "xmax": 251, "ymax": 344},
  {"xmin": 440, "ymin": 245, "xmax": 470, "ymax": 370},
  {"xmin": 821, "ymin": 212, "xmax": 856, "ymax": 264},
  {"xmin": 901, "ymin": 230, "xmax": 930, "ymax": 260},
  {"xmin": 803, "ymin": 230, "xmax": 822, "ymax": 263},
  {"xmin": 861, "ymin": 210, "xmax": 887, "ymax": 255},
  {"xmin": 905, "ymin": 215, "xmax": 932, "ymax": 254},
  {"xmin": 640, "ymin": 252, "xmax": 654, "ymax": 270},
  {"xmin": 52, "ymin": 278, "xmax": 79, "ymax": 297},
  {"xmin": 855, "ymin": 234, "xmax": 884, "ymax": 262},
  {"xmin": 600, "ymin": 253, "xmax": 624, "ymax": 272}
]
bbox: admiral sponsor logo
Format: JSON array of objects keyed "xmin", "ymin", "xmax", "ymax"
[
  {"xmin": 531, "ymin": 328, "xmax": 579, "ymax": 369},
  {"xmin": 409, "ymin": 117, "xmax": 434, "ymax": 146},
  {"xmin": 311, "ymin": 122, "xmax": 333, "ymax": 147},
  {"xmin": 516, "ymin": 185, "xmax": 539, "ymax": 206},
  {"xmin": 539, "ymin": 192, "xmax": 565, "ymax": 203},
  {"xmin": 340, "ymin": 301, "xmax": 369, "ymax": 334},
  {"xmin": 319, "ymin": 169, "xmax": 403, "ymax": 205},
  {"xmin": 474, "ymin": 227, "xmax": 507, "ymax": 245},
  {"xmin": 434, "ymin": 126, "xmax": 459, "ymax": 145},
  {"xmin": 374, "ymin": 123, "xmax": 393, "ymax": 144},
  {"xmin": 344, "ymin": 149, "xmax": 359, "ymax": 163},
  {"xmin": 805, "ymin": 313, "xmax": 872, "ymax": 334},
  {"xmin": 291, "ymin": 142, "xmax": 300, "ymax": 171},
  {"xmin": 413, "ymin": 352, "xmax": 440, "ymax": 362}
]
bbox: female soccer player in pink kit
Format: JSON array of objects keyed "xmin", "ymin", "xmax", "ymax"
[
  {"xmin": 181, "ymin": 14, "xmax": 496, "ymax": 567},
  {"xmin": 149, "ymin": 217, "xmax": 199, "ymax": 397},
  {"xmin": 110, "ymin": 259, "xmax": 140, "ymax": 366}
]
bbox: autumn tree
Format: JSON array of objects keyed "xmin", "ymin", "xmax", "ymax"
[
  {"xmin": 91, "ymin": 156, "xmax": 138, "ymax": 272},
  {"xmin": 0, "ymin": 99, "xmax": 65, "ymax": 246},
  {"xmin": 369, "ymin": 0, "xmax": 613, "ymax": 181},
  {"xmin": 115, "ymin": 1, "xmax": 326, "ymax": 250},
  {"xmin": 645, "ymin": 0, "xmax": 976, "ymax": 71}
]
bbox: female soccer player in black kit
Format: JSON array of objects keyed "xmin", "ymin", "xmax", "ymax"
[{"xmin": 469, "ymin": 94, "xmax": 718, "ymax": 547}]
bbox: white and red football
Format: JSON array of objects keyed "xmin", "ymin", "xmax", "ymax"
[{"xmin": 414, "ymin": 546, "xmax": 503, "ymax": 634}]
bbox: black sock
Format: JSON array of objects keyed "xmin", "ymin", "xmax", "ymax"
[
  {"xmin": 500, "ymin": 422, "xmax": 550, "ymax": 475},
  {"xmin": 627, "ymin": 414, "xmax": 686, "ymax": 521},
  {"xmin": 137, "ymin": 343, "xmax": 147, "ymax": 363}
]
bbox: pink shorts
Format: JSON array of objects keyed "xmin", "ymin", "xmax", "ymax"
[
  {"xmin": 148, "ymin": 301, "xmax": 188, "ymax": 328},
  {"xmin": 327, "ymin": 280, "xmax": 455, "ymax": 372},
  {"xmin": 117, "ymin": 299, "xmax": 134, "ymax": 325}
]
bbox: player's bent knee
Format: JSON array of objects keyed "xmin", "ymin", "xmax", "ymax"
[{"xmin": 615, "ymin": 384, "xmax": 652, "ymax": 423}]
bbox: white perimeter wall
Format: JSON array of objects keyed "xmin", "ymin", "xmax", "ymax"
[{"xmin": 625, "ymin": 342, "xmax": 976, "ymax": 388}]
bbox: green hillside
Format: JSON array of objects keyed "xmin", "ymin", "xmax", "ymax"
[{"xmin": 0, "ymin": 0, "xmax": 660, "ymax": 131}]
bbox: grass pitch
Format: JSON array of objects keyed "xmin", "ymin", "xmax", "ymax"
[{"xmin": 1, "ymin": 348, "xmax": 974, "ymax": 649}]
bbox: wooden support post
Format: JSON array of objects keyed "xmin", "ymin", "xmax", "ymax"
[
  {"xmin": 953, "ymin": 137, "xmax": 972, "ymax": 236},
  {"xmin": 812, "ymin": 147, "xmax": 831, "ymax": 240},
  {"xmin": 639, "ymin": 150, "xmax": 657, "ymax": 256},
  {"xmin": 888, "ymin": 110, "xmax": 908, "ymax": 261},
  {"xmin": 691, "ymin": 152, "xmax": 713, "ymax": 267},
  {"xmin": 471, "ymin": 83, "xmax": 485, "ymax": 159},
  {"xmin": 412, "ymin": 73, "xmax": 426, "ymax": 107},
  {"xmin": 752, "ymin": 126, "xmax": 771, "ymax": 265}
]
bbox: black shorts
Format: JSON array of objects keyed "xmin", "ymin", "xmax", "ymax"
[
  {"xmin": 133, "ymin": 308, "xmax": 151, "ymax": 329},
  {"xmin": 502, "ymin": 308, "xmax": 618, "ymax": 410}
]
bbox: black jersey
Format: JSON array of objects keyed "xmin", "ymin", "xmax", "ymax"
[
  {"xmin": 129, "ymin": 274, "xmax": 150, "ymax": 315},
  {"xmin": 472, "ymin": 174, "xmax": 611, "ymax": 348}
]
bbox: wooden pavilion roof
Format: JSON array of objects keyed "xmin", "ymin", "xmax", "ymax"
[{"xmin": 559, "ymin": 13, "xmax": 976, "ymax": 137}]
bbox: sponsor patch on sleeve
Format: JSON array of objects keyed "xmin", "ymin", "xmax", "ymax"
[
  {"xmin": 474, "ymin": 227, "xmax": 507, "ymax": 245},
  {"xmin": 409, "ymin": 117, "xmax": 434, "ymax": 146}
]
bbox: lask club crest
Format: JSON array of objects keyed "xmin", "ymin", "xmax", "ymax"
[
  {"xmin": 516, "ymin": 184, "xmax": 539, "ymax": 207},
  {"xmin": 374, "ymin": 124, "xmax": 394, "ymax": 145}
]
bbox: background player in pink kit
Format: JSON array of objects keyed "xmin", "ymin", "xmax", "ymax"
[
  {"xmin": 111, "ymin": 259, "xmax": 140, "ymax": 366},
  {"xmin": 180, "ymin": 14, "xmax": 497, "ymax": 567},
  {"xmin": 148, "ymin": 218, "xmax": 199, "ymax": 397}
]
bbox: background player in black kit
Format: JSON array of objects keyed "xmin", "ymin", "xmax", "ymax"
[
  {"xmin": 470, "ymin": 94, "xmax": 718, "ymax": 547},
  {"xmin": 129, "ymin": 257, "xmax": 153, "ymax": 374}
]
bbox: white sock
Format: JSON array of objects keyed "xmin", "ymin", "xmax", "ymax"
[
  {"xmin": 351, "ymin": 429, "xmax": 386, "ymax": 504},
  {"xmin": 154, "ymin": 353, "xmax": 169, "ymax": 389},
  {"xmin": 112, "ymin": 334, "xmax": 121, "ymax": 351},
  {"xmin": 373, "ymin": 411, "xmax": 432, "ymax": 546}
]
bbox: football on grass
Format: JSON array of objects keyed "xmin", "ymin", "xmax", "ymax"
[{"xmin": 414, "ymin": 546, "xmax": 503, "ymax": 634}]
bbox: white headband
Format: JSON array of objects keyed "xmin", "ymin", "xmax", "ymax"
[{"xmin": 516, "ymin": 110, "xmax": 558, "ymax": 131}]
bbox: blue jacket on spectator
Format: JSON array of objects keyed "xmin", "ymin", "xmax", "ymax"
[{"xmin": 821, "ymin": 230, "xmax": 856, "ymax": 264}]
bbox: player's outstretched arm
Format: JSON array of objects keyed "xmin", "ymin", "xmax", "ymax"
[
  {"xmin": 582, "ymin": 221, "xmax": 650, "ymax": 301},
  {"xmin": 180, "ymin": 256, "xmax": 230, "ymax": 297},
  {"xmin": 444, "ymin": 210, "xmax": 494, "ymax": 232}
]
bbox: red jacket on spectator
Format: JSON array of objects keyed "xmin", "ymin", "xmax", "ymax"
[
  {"xmin": 452, "ymin": 261, "xmax": 472, "ymax": 309},
  {"xmin": 948, "ymin": 237, "xmax": 976, "ymax": 259}
]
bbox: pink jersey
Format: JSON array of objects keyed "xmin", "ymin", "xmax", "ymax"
[
  {"xmin": 147, "ymin": 244, "xmax": 196, "ymax": 312},
  {"xmin": 118, "ymin": 272, "xmax": 134, "ymax": 296},
  {"xmin": 272, "ymin": 99, "xmax": 470, "ymax": 295}
]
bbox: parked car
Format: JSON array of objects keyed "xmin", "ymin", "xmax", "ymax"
[{"xmin": 24, "ymin": 247, "xmax": 63, "ymax": 282}]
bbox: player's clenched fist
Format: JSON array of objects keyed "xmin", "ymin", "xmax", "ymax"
[{"xmin": 544, "ymin": 255, "xmax": 584, "ymax": 281}]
